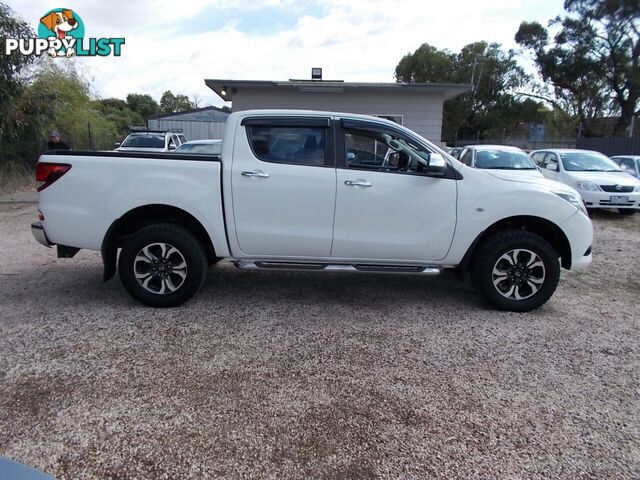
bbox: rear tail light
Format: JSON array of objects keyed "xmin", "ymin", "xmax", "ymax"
[{"xmin": 36, "ymin": 163, "xmax": 71, "ymax": 192}]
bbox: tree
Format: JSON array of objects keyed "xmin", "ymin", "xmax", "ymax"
[
  {"xmin": 395, "ymin": 41, "xmax": 546, "ymax": 141},
  {"xmin": 516, "ymin": 0, "xmax": 640, "ymax": 136},
  {"xmin": 93, "ymin": 97, "xmax": 144, "ymax": 140},
  {"xmin": 160, "ymin": 90, "xmax": 195, "ymax": 113},
  {"xmin": 0, "ymin": 3, "xmax": 37, "ymax": 163},
  {"xmin": 395, "ymin": 44, "xmax": 456, "ymax": 83},
  {"xmin": 0, "ymin": 2, "xmax": 34, "ymax": 104},
  {"xmin": 126, "ymin": 93, "xmax": 160, "ymax": 119},
  {"xmin": 24, "ymin": 63, "xmax": 119, "ymax": 151}
]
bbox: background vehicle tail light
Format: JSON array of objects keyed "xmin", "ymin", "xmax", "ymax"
[{"xmin": 36, "ymin": 163, "xmax": 71, "ymax": 192}]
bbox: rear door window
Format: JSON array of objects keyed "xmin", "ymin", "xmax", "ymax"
[{"xmin": 246, "ymin": 127, "xmax": 327, "ymax": 167}]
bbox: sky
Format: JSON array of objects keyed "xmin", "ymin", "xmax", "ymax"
[{"xmin": 14, "ymin": 0, "xmax": 566, "ymax": 107}]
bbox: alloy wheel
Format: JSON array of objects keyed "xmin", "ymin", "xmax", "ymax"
[
  {"xmin": 133, "ymin": 242, "xmax": 188, "ymax": 294},
  {"xmin": 491, "ymin": 249, "xmax": 545, "ymax": 300}
]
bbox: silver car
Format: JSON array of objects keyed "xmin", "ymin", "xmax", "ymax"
[
  {"xmin": 611, "ymin": 155, "xmax": 640, "ymax": 179},
  {"xmin": 458, "ymin": 145, "xmax": 543, "ymax": 176}
]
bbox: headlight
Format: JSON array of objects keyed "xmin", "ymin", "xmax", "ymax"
[
  {"xmin": 635, "ymin": 185, "xmax": 640, "ymax": 192},
  {"xmin": 554, "ymin": 191, "xmax": 588, "ymax": 216},
  {"xmin": 575, "ymin": 181, "xmax": 600, "ymax": 191}
]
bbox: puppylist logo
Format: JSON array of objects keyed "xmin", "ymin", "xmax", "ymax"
[{"xmin": 4, "ymin": 8, "xmax": 124, "ymax": 58}]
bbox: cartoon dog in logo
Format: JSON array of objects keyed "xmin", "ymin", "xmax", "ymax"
[{"xmin": 40, "ymin": 9, "xmax": 78, "ymax": 57}]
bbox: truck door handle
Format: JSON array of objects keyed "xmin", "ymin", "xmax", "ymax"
[
  {"xmin": 344, "ymin": 180, "xmax": 372, "ymax": 187},
  {"xmin": 242, "ymin": 170, "xmax": 270, "ymax": 178}
]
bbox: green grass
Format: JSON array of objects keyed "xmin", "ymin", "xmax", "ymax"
[{"xmin": 0, "ymin": 161, "xmax": 35, "ymax": 194}]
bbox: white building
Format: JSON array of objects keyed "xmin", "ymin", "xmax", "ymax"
[{"xmin": 205, "ymin": 76, "xmax": 469, "ymax": 144}]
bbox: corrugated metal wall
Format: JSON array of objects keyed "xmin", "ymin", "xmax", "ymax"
[
  {"xmin": 147, "ymin": 119, "xmax": 227, "ymax": 141},
  {"xmin": 576, "ymin": 137, "xmax": 640, "ymax": 156}
]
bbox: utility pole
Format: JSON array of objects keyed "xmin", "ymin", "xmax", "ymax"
[
  {"xmin": 470, "ymin": 57, "xmax": 478, "ymax": 90},
  {"xmin": 88, "ymin": 118, "xmax": 93, "ymax": 150}
]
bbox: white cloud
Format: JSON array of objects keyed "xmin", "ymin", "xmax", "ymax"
[{"xmin": 13, "ymin": 0, "xmax": 563, "ymax": 106}]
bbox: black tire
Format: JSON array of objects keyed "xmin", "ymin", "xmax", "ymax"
[
  {"xmin": 470, "ymin": 230, "xmax": 561, "ymax": 312},
  {"xmin": 118, "ymin": 223, "xmax": 208, "ymax": 307},
  {"xmin": 618, "ymin": 209, "xmax": 636, "ymax": 215}
]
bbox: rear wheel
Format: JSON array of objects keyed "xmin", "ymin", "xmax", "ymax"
[
  {"xmin": 118, "ymin": 223, "xmax": 208, "ymax": 307},
  {"xmin": 470, "ymin": 230, "xmax": 560, "ymax": 312},
  {"xmin": 618, "ymin": 209, "xmax": 636, "ymax": 215}
]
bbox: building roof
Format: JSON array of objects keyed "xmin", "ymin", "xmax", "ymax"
[
  {"xmin": 147, "ymin": 105, "xmax": 231, "ymax": 121},
  {"xmin": 205, "ymin": 79, "xmax": 471, "ymax": 101}
]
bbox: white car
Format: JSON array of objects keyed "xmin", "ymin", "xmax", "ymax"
[
  {"xmin": 174, "ymin": 139, "xmax": 222, "ymax": 155},
  {"xmin": 116, "ymin": 130, "xmax": 187, "ymax": 153},
  {"xmin": 531, "ymin": 149, "xmax": 640, "ymax": 215},
  {"xmin": 611, "ymin": 155, "xmax": 640, "ymax": 179},
  {"xmin": 31, "ymin": 110, "xmax": 593, "ymax": 312},
  {"xmin": 458, "ymin": 145, "xmax": 543, "ymax": 177}
]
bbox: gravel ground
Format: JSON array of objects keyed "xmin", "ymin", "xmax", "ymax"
[{"xmin": 0, "ymin": 199, "xmax": 638, "ymax": 479}]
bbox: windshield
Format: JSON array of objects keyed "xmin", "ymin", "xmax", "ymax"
[
  {"xmin": 560, "ymin": 152, "xmax": 621, "ymax": 172},
  {"xmin": 121, "ymin": 134, "xmax": 165, "ymax": 148},
  {"xmin": 474, "ymin": 149, "xmax": 536, "ymax": 170},
  {"xmin": 175, "ymin": 142, "xmax": 222, "ymax": 154}
]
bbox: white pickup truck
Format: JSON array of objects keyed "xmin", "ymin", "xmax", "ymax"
[{"xmin": 32, "ymin": 110, "xmax": 593, "ymax": 312}]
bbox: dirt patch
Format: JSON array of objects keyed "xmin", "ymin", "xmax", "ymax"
[{"xmin": 1, "ymin": 203, "xmax": 638, "ymax": 479}]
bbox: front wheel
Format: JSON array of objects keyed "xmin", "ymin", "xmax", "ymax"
[
  {"xmin": 470, "ymin": 230, "xmax": 561, "ymax": 312},
  {"xmin": 118, "ymin": 223, "xmax": 208, "ymax": 307}
]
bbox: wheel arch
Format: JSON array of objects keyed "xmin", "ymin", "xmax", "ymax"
[
  {"xmin": 460, "ymin": 215, "xmax": 572, "ymax": 272},
  {"xmin": 101, "ymin": 204, "xmax": 217, "ymax": 281}
]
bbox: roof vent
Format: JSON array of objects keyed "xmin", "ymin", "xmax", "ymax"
[{"xmin": 311, "ymin": 67, "xmax": 322, "ymax": 81}]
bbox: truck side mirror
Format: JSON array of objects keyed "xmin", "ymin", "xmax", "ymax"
[{"xmin": 424, "ymin": 153, "xmax": 447, "ymax": 176}]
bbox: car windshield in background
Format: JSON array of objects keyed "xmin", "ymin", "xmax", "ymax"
[
  {"xmin": 175, "ymin": 143, "xmax": 222, "ymax": 154},
  {"xmin": 561, "ymin": 153, "xmax": 621, "ymax": 172},
  {"xmin": 474, "ymin": 150, "xmax": 537, "ymax": 170},
  {"xmin": 121, "ymin": 134, "xmax": 165, "ymax": 148}
]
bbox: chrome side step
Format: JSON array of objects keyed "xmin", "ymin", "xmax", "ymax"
[{"xmin": 234, "ymin": 261, "xmax": 441, "ymax": 275}]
